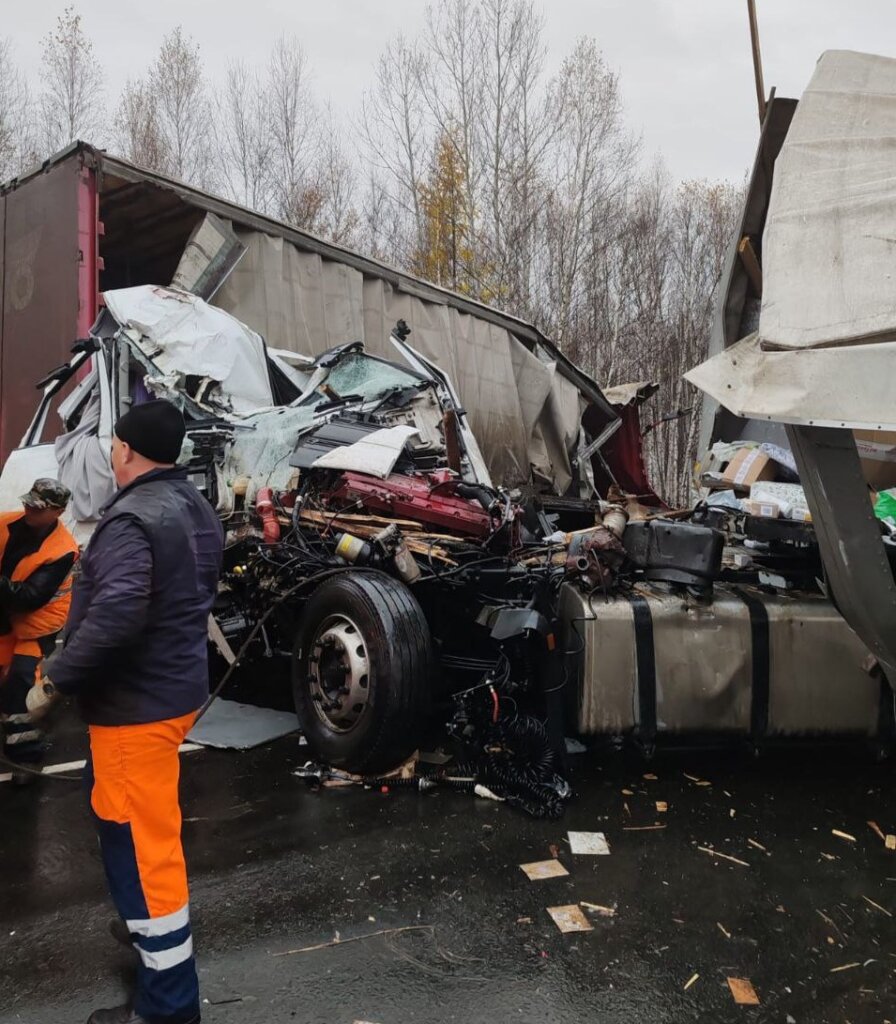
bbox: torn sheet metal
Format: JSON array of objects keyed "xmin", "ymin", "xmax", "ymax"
[
  {"xmin": 685, "ymin": 332, "xmax": 896, "ymax": 431},
  {"xmin": 187, "ymin": 698, "xmax": 300, "ymax": 749},
  {"xmin": 689, "ymin": 52, "xmax": 896, "ymax": 430},
  {"xmin": 104, "ymin": 285, "xmax": 274, "ymax": 414},
  {"xmin": 311, "ymin": 425, "xmax": 421, "ymax": 478},
  {"xmin": 760, "ymin": 51, "xmax": 896, "ymax": 351},
  {"xmin": 602, "ymin": 381, "xmax": 660, "ymax": 408},
  {"xmin": 171, "ymin": 212, "xmax": 246, "ymax": 301}
]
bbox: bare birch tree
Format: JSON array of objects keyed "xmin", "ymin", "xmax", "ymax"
[
  {"xmin": 0, "ymin": 38, "xmax": 35, "ymax": 180},
  {"xmin": 151, "ymin": 27, "xmax": 212, "ymax": 186},
  {"xmin": 113, "ymin": 77, "xmax": 168, "ymax": 171},
  {"xmin": 359, "ymin": 36, "xmax": 430, "ymax": 261},
  {"xmin": 39, "ymin": 6, "xmax": 104, "ymax": 152},
  {"xmin": 267, "ymin": 36, "xmax": 320, "ymax": 227},
  {"xmin": 216, "ymin": 60, "xmax": 273, "ymax": 211}
]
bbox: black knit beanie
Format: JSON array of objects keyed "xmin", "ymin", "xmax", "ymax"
[{"xmin": 114, "ymin": 400, "xmax": 186, "ymax": 464}]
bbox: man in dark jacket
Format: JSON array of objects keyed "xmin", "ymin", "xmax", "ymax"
[{"xmin": 46, "ymin": 400, "xmax": 223, "ymax": 1024}]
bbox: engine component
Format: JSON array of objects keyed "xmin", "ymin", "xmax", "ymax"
[
  {"xmin": 255, "ymin": 487, "xmax": 280, "ymax": 545},
  {"xmin": 335, "ymin": 532, "xmax": 373, "ymax": 565},
  {"xmin": 324, "ymin": 471, "xmax": 493, "ymax": 538},
  {"xmin": 565, "ymin": 527, "xmax": 626, "ymax": 591},
  {"xmin": 601, "ymin": 502, "xmax": 629, "ymax": 539},
  {"xmin": 623, "ymin": 518, "xmax": 723, "ymax": 591}
]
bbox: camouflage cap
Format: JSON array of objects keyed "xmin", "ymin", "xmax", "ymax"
[{"xmin": 20, "ymin": 478, "xmax": 71, "ymax": 510}]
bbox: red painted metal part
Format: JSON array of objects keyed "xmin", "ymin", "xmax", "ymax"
[
  {"xmin": 325, "ymin": 472, "xmax": 492, "ymax": 538},
  {"xmin": 76, "ymin": 163, "xmax": 102, "ymax": 338},
  {"xmin": 594, "ymin": 404, "xmax": 666, "ymax": 508},
  {"xmin": 256, "ymin": 486, "xmax": 281, "ymax": 544}
]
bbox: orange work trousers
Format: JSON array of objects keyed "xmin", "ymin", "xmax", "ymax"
[{"xmin": 86, "ymin": 712, "xmax": 200, "ymax": 1023}]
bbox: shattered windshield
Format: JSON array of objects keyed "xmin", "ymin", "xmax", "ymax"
[{"xmin": 315, "ymin": 354, "xmax": 424, "ymax": 403}]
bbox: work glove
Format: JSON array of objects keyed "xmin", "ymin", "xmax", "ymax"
[{"xmin": 25, "ymin": 678, "xmax": 60, "ymax": 719}]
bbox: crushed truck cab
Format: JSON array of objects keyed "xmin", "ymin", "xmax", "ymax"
[{"xmin": 1, "ymin": 59, "xmax": 895, "ymax": 800}]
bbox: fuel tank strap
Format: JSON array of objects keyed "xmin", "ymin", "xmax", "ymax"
[
  {"xmin": 730, "ymin": 587, "xmax": 770, "ymax": 740},
  {"xmin": 627, "ymin": 594, "xmax": 657, "ymax": 743}
]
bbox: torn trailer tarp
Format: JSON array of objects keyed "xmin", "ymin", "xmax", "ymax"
[{"xmin": 687, "ymin": 50, "xmax": 896, "ymax": 431}]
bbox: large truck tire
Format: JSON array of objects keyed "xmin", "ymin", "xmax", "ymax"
[{"xmin": 292, "ymin": 570, "xmax": 434, "ymax": 774}]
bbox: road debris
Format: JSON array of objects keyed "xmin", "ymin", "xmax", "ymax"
[
  {"xmin": 830, "ymin": 962, "xmax": 861, "ymax": 973},
  {"xmin": 520, "ymin": 860, "xmax": 569, "ymax": 881},
  {"xmin": 832, "ymin": 829, "xmax": 857, "ymax": 842},
  {"xmin": 656, "ymin": 801, "xmax": 668, "ymax": 813},
  {"xmin": 717, "ymin": 922, "xmax": 732, "ymax": 939},
  {"xmin": 698, "ymin": 846, "xmax": 750, "ymax": 868},
  {"xmin": 547, "ymin": 905, "xmax": 593, "ymax": 933},
  {"xmin": 580, "ymin": 902, "xmax": 616, "ymax": 917},
  {"xmin": 747, "ymin": 838, "xmax": 768, "ymax": 852},
  {"xmin": 568, "ymin": 832, "xmax": 610, "ymax": 855},
  {"xmin": 274, "ymin": 924, "xmax": 434, "ymax": 957},
  {"xmin": 727, "ymin": 977, "xmax": 760, "ymax": 1005},
  {"xmin": 887, "ymin": 835, "xmax": 896, "ymax": 851},
  {"xmin": 861, "ymin": 895, "xmax": 892, "ymax": 918},
  {"xmin": 622, "ymin": 824, "xmax": 666, "ymax": 831},
  {"xmin": 868, "ymin": 820, "xmax": 886, "ymax": 842},
  {"xmin": 683, "ymin": 972, "xmax": 700, "ymax": 991}
]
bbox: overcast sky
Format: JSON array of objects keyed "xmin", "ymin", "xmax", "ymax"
[{"xmin": 7, "ymin": 0, "xmax": 896, "ymax": 182}]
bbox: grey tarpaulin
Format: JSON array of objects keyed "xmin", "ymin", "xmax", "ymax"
[
  {"xmin": 214, "ymin": 230, "xmax": 584, "ymax": 491},
  {"xmin": 54, "ymin": 389, "xmax": 116, "ymax": 523}
]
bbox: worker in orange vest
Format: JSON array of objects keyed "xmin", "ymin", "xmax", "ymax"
[{"xmin": 0, "ymin": 478, "xmax": 78, "ymax": 780}]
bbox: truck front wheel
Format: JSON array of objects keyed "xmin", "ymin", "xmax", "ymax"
[{"xmin": 292, "ymin": 570, "xmax": 433, "ymax": 774}]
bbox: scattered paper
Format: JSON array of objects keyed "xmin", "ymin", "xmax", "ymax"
[
  {"xmin": 656, "ymin": 801, "xmax": 668, "ymax": 813},
  {"xmin": 568, "ymin": 831, "xmax": 610, "ymax": 856},
  {"xmin": 547, "ymin": 905, "xmax": 593, "ymax": 933},
  {"xmin": 683, "ymin": 972, "xmax": 699, "ymax": 991},
  {"xmin": 832, "ymin": 829, "xmax": 856, "ymax": 842},
  {"xmin": 520, "ymin": 860, "xmax": 569, "ymax": 881},
  {"xmin": 727, "ymin": 977, "xmax": 760, "ymax": 1005},
  {"xmin": 643, "ymin": 773, "xmax": 658, "ymax": 781},
  {"xmin": 887, "ymin": 835, "xmax": 896, "ymax": 851}
]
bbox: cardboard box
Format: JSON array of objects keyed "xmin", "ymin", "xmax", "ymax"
[
  {"xmin": 853, "ymin": 430, "xmax": 896, "ymax": 491},
  {"xmin": 742, "ymin": 498, "xmax": 780, "ymax": 519},
  {"xmin": 722, "ymin": 448, "xmax": 776, "ymax": 491},
  {"xmin": 751, "ymin": 481, "xmax": 812, "ymax": 521}
]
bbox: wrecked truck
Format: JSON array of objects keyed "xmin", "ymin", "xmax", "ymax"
[{"xmin": 1, "ymin": 87, "xmax": 895, "ymax": 816}]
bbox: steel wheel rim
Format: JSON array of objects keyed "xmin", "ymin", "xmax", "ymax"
[{"xmin": 307, "ymin": 613, "xmax": 371, "ymax": 732}]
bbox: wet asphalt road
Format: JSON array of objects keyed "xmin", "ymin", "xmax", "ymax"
[{"xmin": 1, "ymin": 712, "xmax": 895, "ymax": 1024}]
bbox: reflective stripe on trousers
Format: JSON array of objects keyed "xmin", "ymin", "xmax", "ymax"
[
  {"xmin": 86, "ymin": 711, "xmax": 201, "ymax": 1024},
  {"xmin": 0, "ymin": 632, "xmax": 51, "ymax": 765}
]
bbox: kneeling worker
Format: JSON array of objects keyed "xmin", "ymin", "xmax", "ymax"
[
  {"xmin": 0, "ymin": 478, "xmax": 78, "ymax": 778},
  {"xmin": 45, "ymin": 401, "xmax": 223, "ymax": 1024}
]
